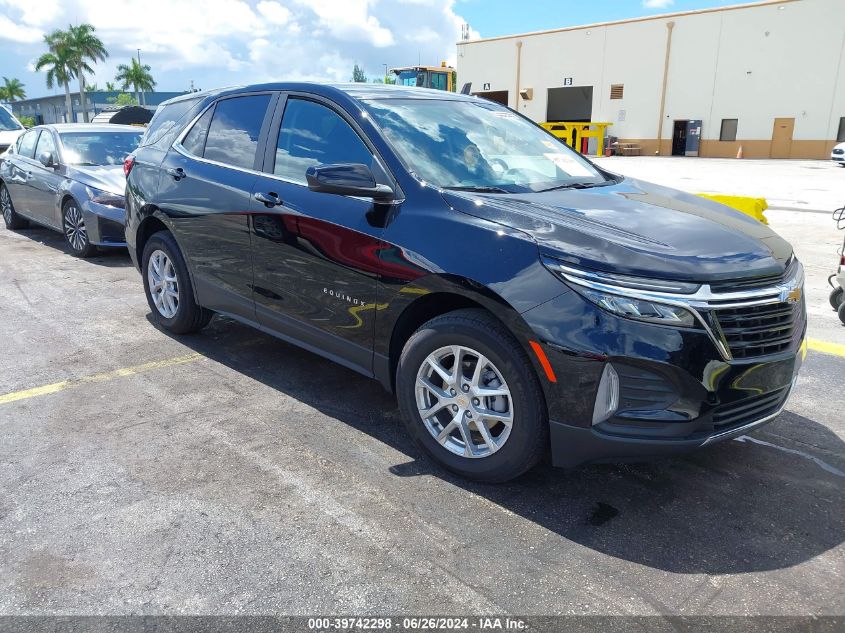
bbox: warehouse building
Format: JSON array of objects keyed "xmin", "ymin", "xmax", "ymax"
[{"xmin": 456, "ymin": 0, "xmax": 845, "ymax": 159}]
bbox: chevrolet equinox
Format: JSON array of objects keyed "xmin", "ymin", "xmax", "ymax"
[{"xmin": 125, "ymin": 84, "xmax": 806, "ymax": 482}]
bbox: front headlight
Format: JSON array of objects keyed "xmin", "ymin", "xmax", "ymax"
[
  {"xmin": 579, "ymin": 287, "xmax": 696, "ymax": 327},
  {"xmin": 542, "ymin": 257, "xmax": 699, "ymax": 328},
  {"xmin": 86, "ymin": 186, "xmax": 125, "ymax": 209}
]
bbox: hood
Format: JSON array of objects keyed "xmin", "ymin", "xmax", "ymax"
[
  {"xmin": 441, "ymin": 177, "xmax": 793, "ymax": 283},
  {"xmin": 66, "ymin": 164, "xmax": 126, "ymax": 197},
  {"xmin": 0, "ymin": 129, "xmax": 23, "ymax": 146}
]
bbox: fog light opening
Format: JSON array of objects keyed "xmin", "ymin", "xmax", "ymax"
[{"xmin": 592, "ymin": 363, "xmax": 619, "ymax": 426}]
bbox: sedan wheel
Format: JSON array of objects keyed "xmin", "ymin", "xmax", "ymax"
[
  {"xmin": 147, "ymin": 249, "xmax": 180, "ymax": 319},
  {"xmin": 1, "ymin": 184, "xmax": 27, "ymax": 230},
  {"xmin": 416, "ymin": 344, "xmax": 514, "ymax": 458},
  {"xmin": 62, "ymin": 202, "xmax": 95, "ymax": 257}
]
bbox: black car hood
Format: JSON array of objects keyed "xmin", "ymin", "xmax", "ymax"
[
  {"xmin": 441, "ymin": 177, "xmax": 793, "ymax": 282},
  {"xmin": 66, "ymin": 164, "xmax": 125, "ymax": 197}
]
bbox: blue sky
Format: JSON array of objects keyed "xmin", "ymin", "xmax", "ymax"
[{"xmin": 0, "ymin": 0, "xmax": 741, "ymax": 100}]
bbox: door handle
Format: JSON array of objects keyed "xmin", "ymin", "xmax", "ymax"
[
  {"xmin": 166, "ymin": 167, "xmax": 186, "ymax": 181},
  {"xmin": 254, "ymin": 191, "xmax": 284, "ymax": 207}
]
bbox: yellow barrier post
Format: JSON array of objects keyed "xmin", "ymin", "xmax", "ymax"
[{"xmin": 540, "ymin": 121, "xmax": 613, "ymax": 157}]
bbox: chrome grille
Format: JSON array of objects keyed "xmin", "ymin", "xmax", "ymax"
[{"xmin": 715, "ymin": 301, "xmax": 801, "ymax": 358}]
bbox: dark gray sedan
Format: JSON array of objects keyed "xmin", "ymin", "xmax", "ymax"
[{"xmin": 0, "ymin": 124, "xmax": 143, "ymax": 257}]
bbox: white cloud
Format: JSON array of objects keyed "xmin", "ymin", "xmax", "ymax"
[
  {"xmin": 0, "ymin": 0, "xmax": 474, "ymax": 92},
  {"xmin": 0, "ymin": 14, "xmax": 44, "ymax": 43},
  {"xmin": 642, "ymin": 0, "xmax": 675, "ymax": 8},
  {"xmin": 256, "ymin": 0, "xmax": 292, "ymax": 25}
]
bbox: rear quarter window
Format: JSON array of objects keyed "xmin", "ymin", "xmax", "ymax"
[{"xmin": 140, "ymin": 97, "xmax": 202, "ymax": 149}]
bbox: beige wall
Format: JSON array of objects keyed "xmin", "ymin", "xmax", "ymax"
[
  {"xmin": 613, "ymin": 138, "xmax": 838, "ymax": 159},
  {"xmin": 457, "ymin": 0, "xmax": 845, "ymax": 159}
]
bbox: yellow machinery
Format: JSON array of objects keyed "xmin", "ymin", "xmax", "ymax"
[
  {"xmin": 540, "ymin": 121, "xmax": 613, "ymax": 158},
  {"xmin": 390, "ymin": 62, "xmax": 456, "ymax": 92}
]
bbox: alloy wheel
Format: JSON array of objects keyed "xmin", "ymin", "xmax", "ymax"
[
  {"xmin": 63, "ymin": 205, "xmax": 88, "ymax": 252},
  {"xmin": 415, "ymin": 345, "xmax": 514, "ymax": 458},
  {"xmin": 1, "ymin": 187, "xmax": 11, "ymax": 225},
  {"xmin": 147, "ymin": 249, "xmax": 179, "ymax": 319}
]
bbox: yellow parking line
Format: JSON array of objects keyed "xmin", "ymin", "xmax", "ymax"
[
  {"xmin": 807, "ymin": 338, "xmax": 845, "ymax": 358},
  {"xmin": 0, "ymin": 353, "xmax": 204, "ymax": 405}
]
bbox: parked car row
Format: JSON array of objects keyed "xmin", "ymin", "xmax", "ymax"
[
  {"xmin": 1, "ymin": 84, "xmax": 807, "ymax": 482},
  {"xmin": 0, "ymin": 124, "xmax": 142, "ymax": 256}
]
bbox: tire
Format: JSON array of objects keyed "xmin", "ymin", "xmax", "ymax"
[
  {"xmin": 62, "ymin": 199, "xmax": 97, "ymax": 258},
  {"xmin": 141, "ymin": 231, "xmax": 212, "ymax": 334},
  {"xmin": 830, "ymin": 286, "xmax": 844, "ymax": 311},
  {"xmin": 1, "ymin": 183, "xmax": 29, "ymax": 230},
  {"xmin": 839, "ymin": 301, "xmax": 845, "ymax": 326},
  {"xmin": 396, "ymin": 308, "xmax": 547, "ymax": 483}
]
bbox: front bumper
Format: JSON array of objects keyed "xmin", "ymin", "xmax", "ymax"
[
  {"xmin": 522, "ymin": 287, "xmax": 806, "ymax": 468},
  {"xmin": 81, "ymin": 200, "xmax": 126, "ymax": 247}
]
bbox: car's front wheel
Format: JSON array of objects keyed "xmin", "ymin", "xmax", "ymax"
[
  {"xmin": 396, "ymin": 309, "xmax": 548, "ymax": 483},
  {"xmin": 62, "ymin": 199, "xmax": 97, "ymax": 257},
  {"xmin": 141, "ymin": 231, "xmax": 212, "ymax": 334},
  {"xmin": 1, "ymin": 184, "xmax": 28, "ymax": 230}
]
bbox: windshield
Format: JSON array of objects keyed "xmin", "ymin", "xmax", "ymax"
[
  {"xmin": 364, "ymin": 98, "xmax": 609, "ymax": 193},
  {"xmin": 59, "ymin": 131, "xmax": 143, "ymax": 166},
  {"xmin": 0, "ymin": 107, "xmax": 23, "ymax": 132}
]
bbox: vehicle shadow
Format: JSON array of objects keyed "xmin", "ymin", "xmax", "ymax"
[
  {"xmin": 7, "ymin": 225, "xmax": 131, "ymax": 267},
  {"xmin": 158, "ymin": 313, "xmax": 845, "ymax": 576}
]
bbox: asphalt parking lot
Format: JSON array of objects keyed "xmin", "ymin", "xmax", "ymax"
[{"xmin": 1, "ymin": 158, "xmax": 843, "ymax": 617}]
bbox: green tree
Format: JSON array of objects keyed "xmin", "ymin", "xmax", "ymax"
[
  {"xmin": 35, "ymin": 31, "xmax": 76, "ymax": 122},
  {"xmin": 17, "ymin": 115, "xmax": 36, "ymax": 128},
  {"xmin": 65, "ymin": 24, "xmax": 108, "ymax": 122},
  {"xmin": 0, "ymin": 78, "xmax": 26, "ymax": 101},
  {"xmin": 106, "ymin": 93, "xmax": 138, "ymax": 106},
  {"xmin": 351, "ymin": 64, "xmax": 367, "ymax": 83},
  {"xmin": 105, "ymin": 81, "xmax": 116, "ymax": 91},
  {"xmin": 115, "ymin": 58, "xmax": 156, "ymax": 105}
]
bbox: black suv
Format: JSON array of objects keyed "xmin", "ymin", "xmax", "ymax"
[{"xmin": 125, "ymin": 84, "xmax": 806, "ymax": 482}]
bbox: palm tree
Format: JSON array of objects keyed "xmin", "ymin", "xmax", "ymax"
[
  {"xmin": 105, "ymin": 81, "xmax": 116, "ymax": 91},
  {"xmin": 35, "ymin": 31, "xmax": 76, "ymax": 122},
  {"xmin": 65, "ymin": 24, "xmax": 108, "ymax": 122},
  {"xmin": 115, "ymin": 59, "xmax": 156, "ymax": 105},
  {"xmin": 0, "ymin": 78, "xmax": 26, "ymax": 102}
]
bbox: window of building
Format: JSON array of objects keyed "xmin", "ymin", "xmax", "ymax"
[
  {"xmin": 181, "ymin": 106, "xmax": 214, "ymax": 156},
  {"xmin": 274, "ymin": 99, "xmax": 372, "ymax": 184},
  {"xmin": 720, "ymin": 118, "xmax": 738, "ymax": 142},
  {"xmin": 203, "ymin": 94, "xmax": 272, "ymax": 170},
  {"xmin": 837, "ymin": 117, "xmax": 845, "ymax": 142},
  {"xmin": 610, "ymin": 84, "xmax": 624, "ymax": 100}
]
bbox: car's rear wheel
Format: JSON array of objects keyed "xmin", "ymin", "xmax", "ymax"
[
  {"xmin": 62, "ymin": 200, "xmax": 97, "ymax": 258},
  {"xmin": 142, "ymin": 231, "xmax": 212, "ymax": 334},
  {"xmin": 1, "ymin": 184, "xmax": 28, "ymax": 230},
  {"xmin": 396, "ymin": 309, "xmax": 547, "ymax": 483},
  {"xmin": 838, "ymin": 301, "xmax": 845, "ymax": 325},
  {"xmin": 830, "ymin": 286, "xmax": 844, "ymax": 310}
]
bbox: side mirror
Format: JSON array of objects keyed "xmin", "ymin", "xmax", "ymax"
[
  {"xmin": 305, "ymin": 163, "xmax": 394, "ymax": 201},
  {"xmin": 38, "ymin": 151, "xmax": 56, "ymax": 168}
]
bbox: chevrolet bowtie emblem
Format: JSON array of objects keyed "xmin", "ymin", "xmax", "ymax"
[{"xmin": 782, "ymin": 285, "xmax": 803, "ymax": 304}]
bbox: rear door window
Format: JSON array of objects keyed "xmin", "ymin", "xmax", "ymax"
[
  {"xmin": 203, "ymin": 95, "xmax": 272, "ymax": 170},
  {"xmin": 16, "ymin": 129, "xmax": 39, "ymax": 158}
]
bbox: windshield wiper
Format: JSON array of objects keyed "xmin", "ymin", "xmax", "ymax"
[
  {"xmin": 443, "ymin": 185, "xmax": 510, "ymax": 194},
  {"xmin": 538, "ymin": 181, "xmax": 602, "ymax": 192}
]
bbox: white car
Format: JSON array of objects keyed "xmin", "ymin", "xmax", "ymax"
[
  {"xmin": 833, "ymin": 141, "xmax": 845, "ymax": 166},
  {"xmin": 0, "ymin": 105, "xmax": 25, "ymax": 155}
]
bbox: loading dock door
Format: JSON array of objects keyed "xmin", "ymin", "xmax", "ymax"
[
  {"xmin": 474, "ymin": 91, "xmax": 509, "ymax": 106},
  {"xmin": 546, "ymin": 86, "xmax": 593, "ymax": 122},
  {"xmin": 771, "ymin": 118, "xmax": 794, "ymax": 158}
]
